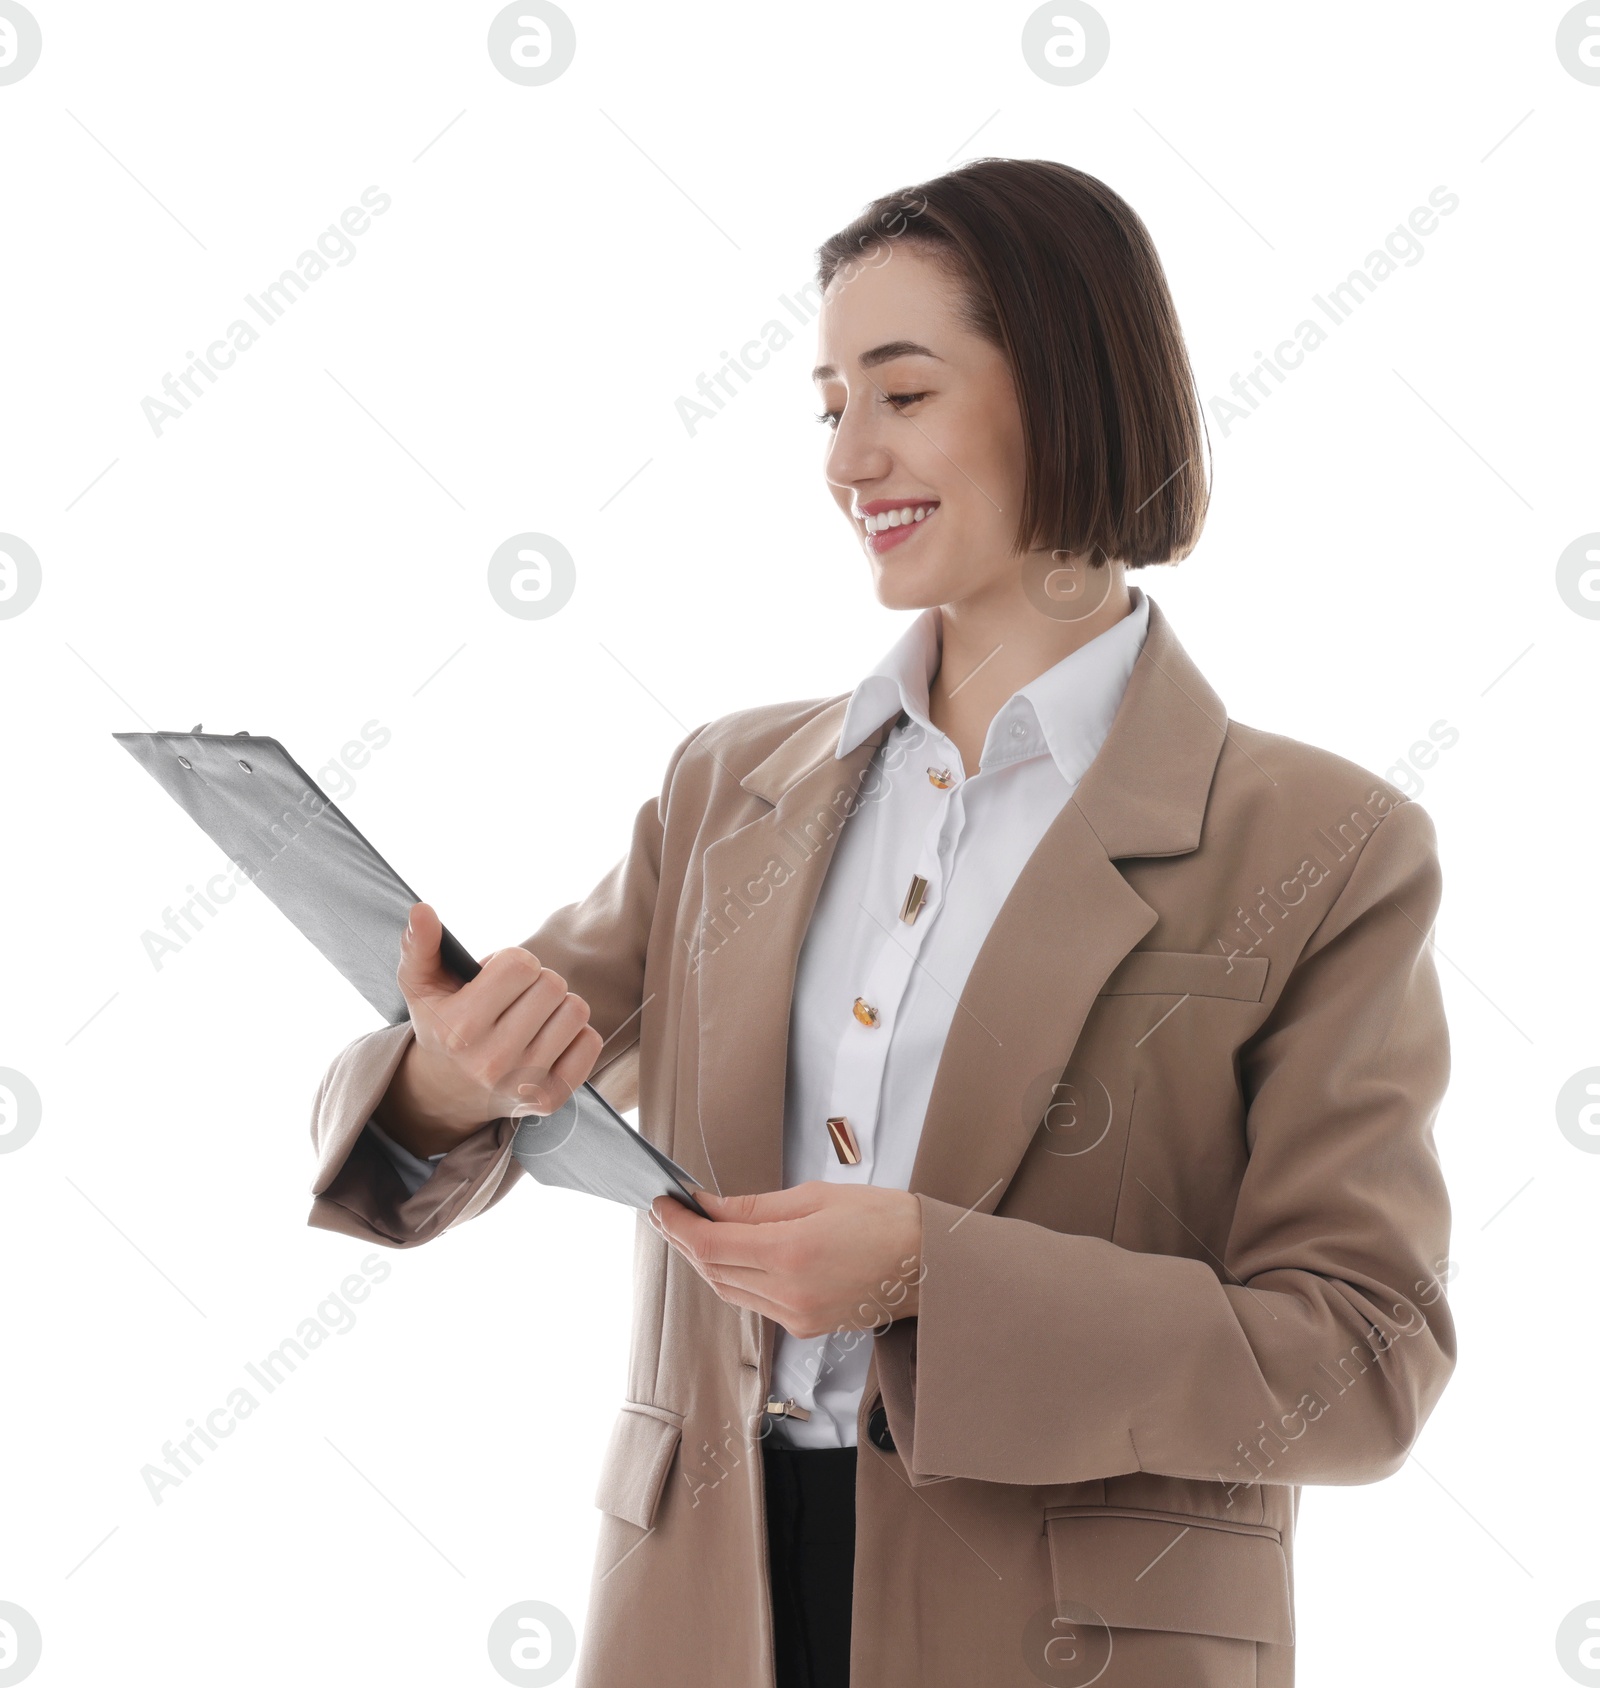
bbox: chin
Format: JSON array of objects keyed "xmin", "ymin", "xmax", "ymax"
[
  {"xmin": 867, "ymin": 551, "xmax": 958, "ymax": 613},
  {"xmin": 869, "ymin": 571, "xmax": 944, "ymax": 613}
]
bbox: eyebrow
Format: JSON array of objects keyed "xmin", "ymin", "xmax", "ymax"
[{"xmin": 812, "ymin": 340, "xmax": 942, "ymax": 383}]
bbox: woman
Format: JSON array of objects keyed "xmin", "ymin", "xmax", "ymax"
[{"xmin": 309, "ymin": 158, "xmax": 1455, "ymax": 1688}]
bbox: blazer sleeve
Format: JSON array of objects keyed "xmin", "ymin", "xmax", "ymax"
[
  {"xmin": 305, "ymin": 724, "xmax": 703, "ymax": 1248},
  {"xmin": 878, "ymin": 795, "xmax": 1457, "ymax": 1490}
]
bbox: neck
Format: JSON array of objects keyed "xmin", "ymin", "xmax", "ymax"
[{"xmin": 926, "ymin": 562, "xmax": 1134, "ymax": 777}]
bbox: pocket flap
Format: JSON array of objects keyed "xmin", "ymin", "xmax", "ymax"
[
  {"xmin": 1046, "ymin": 1507, "xmax": 1293, "ymax": 1645},
  {"xmin": 1099, "ymin": 950, "xmax": 1268, "ymax": 1003},
  {"xmin": 593, "ymin": 1402, "xmax": 684, "ymax": 1530}
]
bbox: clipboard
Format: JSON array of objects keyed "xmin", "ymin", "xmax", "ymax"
[{"xmin": 113, "ymin": 726, "xmax": 708, "ymax": 1217}]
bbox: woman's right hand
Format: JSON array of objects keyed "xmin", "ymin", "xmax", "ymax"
[{"xmin": 373, "ymin": 901, "xmax": 605, "ymax": 1159}]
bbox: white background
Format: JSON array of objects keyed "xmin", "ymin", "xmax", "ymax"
[{"xmin": 1, "ymin": 2, "xmax": 1597, "ymax": 1683}]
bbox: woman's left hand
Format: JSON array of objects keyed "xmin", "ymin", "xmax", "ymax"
[{"xmin": 648, "ymin": 1182, "xmax": 924, "ymax": 1340}]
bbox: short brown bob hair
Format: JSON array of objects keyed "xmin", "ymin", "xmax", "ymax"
[{"xmin": 815, "ymin": 158, "xmax": 1209, "ymax": 570}]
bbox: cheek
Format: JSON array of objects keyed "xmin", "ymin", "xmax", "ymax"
[
  {"xmin": 935, "ymin": 402, "xmax": 1027, "ymax": 530},
  {"xmin": 981, "ymin": 403, "xmax": 1030, "ymax": 512}
]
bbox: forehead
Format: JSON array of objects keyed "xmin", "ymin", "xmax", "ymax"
[{"xmin": 813, "ymin": 244, "xmax": 968, "ymax": 372}]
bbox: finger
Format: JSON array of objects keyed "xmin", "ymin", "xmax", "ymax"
[
  {"xmin": 647, "ymin": 1205, "xmax": 818, "ymax": 1321},
  {"xmin": 657, "ymin": 1234, "xmax": 841, "ymax": 1339},
  {"xmin": 684, "ymin": 1257, "xmax": 797, "ymax": 1301},
  {"xmin": 481, "ymin": 993, "xmax": 589, "ymax": 1110},
  {"xmin": 438, "ymin": 950, "xmax": 557, "ymax": 1059},
  {"xmin": 651, "ymin": 1195, "xmax": 713, "ymax": 1247},
  {"xmin": 651, "ymin": 1204, "xmax": 797, "ymax": 1273},
  {"xmin": 515, "ymin": 994, "xmax": 596, "ymax": 1100},
  {"xmin": 540, "ymin": 1024, "xmax": 603, "ymax": 1106},
  {"xmin": 694, "ymin": 1185, "xmax": 829, "ymax": 1226},
  {"xmin": 397, "ymin": 903, "xmax": 457, "ymax": 1000},
  {"xmin": 484, "ymin": 957, "xmax": 569, "ymax": 1051},
  {"xmin": 685, "ymin": 1271, "xmax": 810, "ymax": 1331}
]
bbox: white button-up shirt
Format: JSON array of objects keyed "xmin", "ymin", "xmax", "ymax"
[
  {"xmin": 371, "ymin": 587, "xmax": 1152, "ymax": 1450},
  {"xmin": 766, "ymin": 586, "xmax": 1151, "ymax": 1447}
]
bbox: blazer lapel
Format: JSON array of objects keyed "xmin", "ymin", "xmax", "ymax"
[
  {"xmin": 906, "ymin": 596, "xmax": 1229, "ymax": 1215},
  {"xmin": 688, "ymin": 594, "xmax": 1228, "ymax": 1218},
  {"xmin": 691, "ymin": 703, "xmax": 897, "ymax": 1198}
]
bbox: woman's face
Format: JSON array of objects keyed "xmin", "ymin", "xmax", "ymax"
[{"xmin": 813, "ymin": 241, "xmax": 1030, "ymax": 613}]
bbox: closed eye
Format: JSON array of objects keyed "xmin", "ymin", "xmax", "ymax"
[{"xmin": 813, "ymin": 393, "xmax": 930, "ymax": 429}]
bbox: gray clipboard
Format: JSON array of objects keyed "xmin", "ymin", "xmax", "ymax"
[{"xmin": 113, "ymin": 726, "xmax": 707, "ymax": 1216}]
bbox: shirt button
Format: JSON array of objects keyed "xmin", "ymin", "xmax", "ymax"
[
  {"xmin": 852, "ymin": 997, "xmax": 881, "ymax": 1028},
  {"xmin": 1008, "ymin": 720, "xmax": 1028, "ymax": 741},
  {"xmin": 899, "ymin": 874, "xmax": 929, "ymax": 924},
  {"xmin": 927, "ymin": 766, "xmax": 954, "ymax": 788},
  {"xmin": 826, "ymin": 1116, "xmax": 862, "ymax": 1165}
]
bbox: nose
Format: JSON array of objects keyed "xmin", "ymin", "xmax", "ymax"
[{"xmin": 823, "ymin": 391, "xmax": 893, "ymax": 497}]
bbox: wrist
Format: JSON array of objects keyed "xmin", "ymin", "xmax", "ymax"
[{"xmin": 376, "ymin": 1044, "xmax": 500, "ymax": 1157}]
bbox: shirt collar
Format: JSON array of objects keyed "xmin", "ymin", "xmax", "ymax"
[{"xmin": 836, "ymin": 585, "xmax": 1151, "ymax": 787}]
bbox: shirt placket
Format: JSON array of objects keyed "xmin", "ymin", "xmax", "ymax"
[{"xmin": 823, "ymin": 731, "xmax": 968, "ymax": 1177}]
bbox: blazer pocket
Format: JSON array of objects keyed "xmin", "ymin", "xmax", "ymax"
[
  {"xmin": 1044, "ymin": 1505, "xmax": 1293, "ymax": 1646},
  {"xmin": 1098, "ymin": 949, "xmax": 1269, "ymax": 1004},
  {"xmin": 593, "ymin": 1401, "xmax": 684, "ymax": 1530}
]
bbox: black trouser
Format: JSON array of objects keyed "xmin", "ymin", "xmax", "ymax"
[{"xmin": 762, "ymin": 1444, "xmax": 857, "ymax": 1688}]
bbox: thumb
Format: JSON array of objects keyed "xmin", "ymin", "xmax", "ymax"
[{"xmin": 397, "ymin": 902, "xmax": 456, "ymax": 1000}]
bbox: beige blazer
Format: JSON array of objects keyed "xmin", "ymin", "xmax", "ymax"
[{"xmin": 308, "ymin": 595, "xmax": 1455, "ymax": 1688}]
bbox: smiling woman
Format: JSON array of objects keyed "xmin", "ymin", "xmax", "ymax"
[{"xmin": 307, "ymin": 157, "xmax": 1455, "ymax": 1688}]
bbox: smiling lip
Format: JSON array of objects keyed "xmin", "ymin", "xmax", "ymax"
[{"xmin": 857, "ymin": 499, "xmax": 939, "ymax": 555}]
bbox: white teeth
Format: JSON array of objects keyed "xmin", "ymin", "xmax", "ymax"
[{"xmin": 864, "ymin": 504, "xmax": 937, "ymax": 535}]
